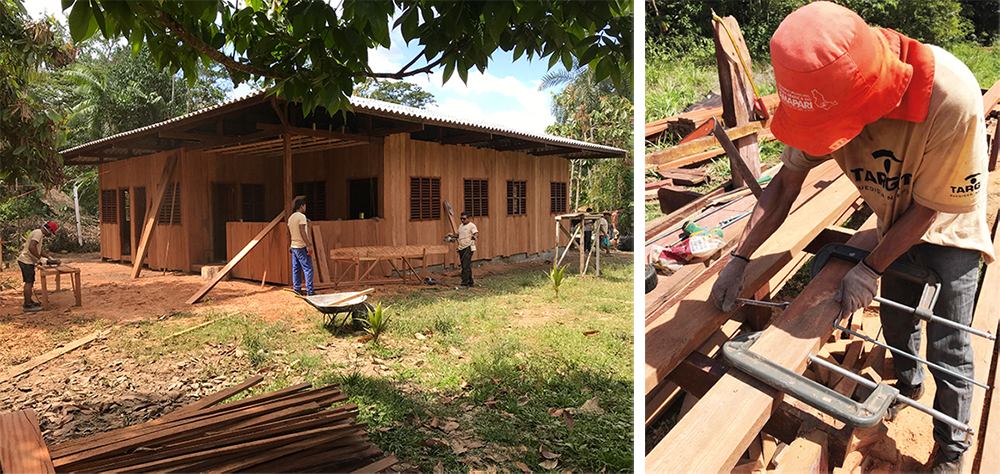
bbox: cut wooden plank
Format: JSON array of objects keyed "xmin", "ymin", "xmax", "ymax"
[
  {"xmin": 646, "ymin": 119, "xmax": 768, "ymax": 167},
  {"xmin": 0, "ymin": 331, "xmax": 104, "ymax": 383},
  {"xmin": 645, "ymin": 186, "xmax": 727, "ymax": 241},
  {"xmin": 131, "ymin": 152, "xmax": 179, "ymax": 278},
  {"xmin": 312, "ymin": 225, "xmax": 332, "ymax": 284},
  {"xmin": 186, "ymin": 195, "xmax": 304, "ymax": 304},
  {"xmin": 713, "ymin": 14, "xmax": 761, "ymax": 188},
  {"xmin": 804, "ymin": 226, "xmax": 858, "ymax": 254},
  {"xmin": 0, "ymin": 409, "xmax": 55, "ymax": 474},
  {"xmin": 163, "ymin": 317, "xmax": 224, "ymax": 341},
  {"xmin": 773, "ymin": 429, "xmax": 828, "ymax": 474},
  {"xmin": 983, "ymin": 78, "xmax": 1000, "ymax": 117},
  {"xmin": 967, "ymin": 207, "xmax": 1000, "ymax": 474},
  {"xmin": 647, "ymin": 218, "xmax": 878, "ymax": 472},
  {"xmin": 351, "ymin": 454, "xmax": 399, "ymax": 474},
  {"xmin": 645, "ymin": 166, "xmax": 860, "ymax": 394},
  {"xmin": 656, "ymin": 185, "xmax": 703, "ymax": 214}
]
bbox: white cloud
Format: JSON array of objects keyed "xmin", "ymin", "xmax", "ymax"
[{"xmin": 430, "ymin": 96, "xmax": 555, "ymax": 135}]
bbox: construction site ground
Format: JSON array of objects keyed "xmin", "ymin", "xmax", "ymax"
[
  {"xmin": 646, "ymin": 169, "xmax": 1000, "ymax": 471},
  {"xmin": 1, "ymin": 251, "xmax": 634, "ymax": 473}
]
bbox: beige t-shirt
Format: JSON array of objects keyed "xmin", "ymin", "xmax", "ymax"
[
  {"xmin": 457, "ymin": 222, "xmax": 478, "ymax": 252},
  {"xmin": 597, "ymin": 218, "xmax": 610, "ymax": 238},
  {"xmin": 288, "ymin": 212, "xmax": 308, "ymax": 249},
  {"xmin": 18, "ymin": 229, "xmax": 44, "ymax": 265},
  {"xmin": 781, "ymin": 46, "xmax": 994, "ymax": 263}
]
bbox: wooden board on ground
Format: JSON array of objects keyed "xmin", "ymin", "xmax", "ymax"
[
  {"xmin": 646, "ymin": 217, "xmax": 878, "ymax": 472},
  {"xmin": 0, "ymin": 331, "xmax": 104, "ymax": 383},
  {"xmin": 0, "ymin": 409, "xmax": 55, "ymax": 474}
]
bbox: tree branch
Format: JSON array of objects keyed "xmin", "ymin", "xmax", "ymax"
[
  {"xmin": 357, "ymin": 38, "xmax": 472, "ymax": 80},
  {"xmin": 146, "ymin": 6, "xmax": 289, "ymax": 81}
]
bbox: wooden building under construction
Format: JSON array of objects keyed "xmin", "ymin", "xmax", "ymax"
[{"xmin": 60, "ymin": 92, "xmax": 625, "ymax": 285}]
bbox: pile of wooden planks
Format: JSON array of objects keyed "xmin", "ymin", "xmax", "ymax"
[
  {"xmin": 645, "ymin": 94, "xmax": 780, "ymax": 142},
  {"xmin": 21, "ymin": 376, "xmax": 395, "ymax": 473}
]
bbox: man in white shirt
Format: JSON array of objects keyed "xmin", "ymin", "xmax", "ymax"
[
  {"xmin": 287, "ymin": 199, "xmax": 315, "ymax": 296},
  {"xmin": 454, "ymin": 211, "xmax": 479, "ymax": 288},
  {"xmin": 18, "ymin": 221, "xmax": 58, "ymax": 312}
]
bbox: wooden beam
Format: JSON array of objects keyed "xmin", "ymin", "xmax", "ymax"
[
  {"xmin": 773, "ymin": 429, "xmax": 828, "ymax": 474},
  {"xmin": 645, "ymin": 165, "xmax": 859, "ymax": 393},
  {"xmin": 645, "ymin": 186, "xmax": 727, "ymax": 241},
  {"xmin": 645, "ymin": 120, "xmax": 767, "ymax": 168},
  {"xmin": 256, "ymin": 123, "xmax": 372, "ymax": 143},
  {"xmin": 189, "ymin": 129, "xmax": 278, "ymax": 152},
  {"xmin": 284, "ymin": 132, "xmax": 293, "ymax": 219},
  {"xmin": 158, "ymin": 130, "xmax": 222, "ymax": 141},
  {"xmin": 966, "ymin": 207, "xmax": 1000, "ymax": 473},
  {"xmin": 440, "ymin": 132, "xmax": 493, "ymax": 145},
  {"xmin": 368, "ymin": 123, "xmax": 424, "ymax": 137},
  {"xmin": 131, "ymin": 152, "xmax": 179, "ymax": 278},
  {"xmin": 989, "ymin": 119, "xmax": 999, "ymax": 172},
  {"xmin": 713, "ymin": 14, "xmax": 761, "ymax": 187},
  {"xmin": 186, "ymin": 198, "xmax": 301, "ymax": 305},
  {"xmin": 0, "ymin": 410, "xmax": 55, "ymax": 473},
  {"xmin": 982, "ymin": 78, "xmax": 1000, "ymax": 117},
  {"xmin": 497, "ymin": 141, "xmax": 544, "ymax": 151},
  {"xmin": 531, "ymin": 147, "xmax": 577, "ymax": 157},
  {"xmin": 647, "ymin": 217, "xmax": 878, "ymax": 473}
]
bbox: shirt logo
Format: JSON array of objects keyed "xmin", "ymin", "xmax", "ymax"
[
  {"xmin": 950, "ymin": 173, "xmax": 981, "ymax": 197},
  {"xmin": 848, "ymin": 149, "xmax": 912, "ymax": 199}
]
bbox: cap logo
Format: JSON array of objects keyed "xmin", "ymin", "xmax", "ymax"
[
  {"xmin": 811, "ymin": 90, "xmax": 838, "ymax": 110},
  {"xmin": 778, "ymin": 85, "xmax": 814, "ymax": 112}
]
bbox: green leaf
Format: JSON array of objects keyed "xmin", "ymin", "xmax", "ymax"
[
  {"xmin": 441, "ymin": 61, "xmax": 456, "ymax": 84},
  {"xmin": 89, "ymin": 0, "xmax": 107, "ymax": 36},
  {"xmin": 67, "ymin": 0, "xmax": 94, "ymax": 41}
]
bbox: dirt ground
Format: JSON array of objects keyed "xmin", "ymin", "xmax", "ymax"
[{"xmin": 0, "ymin": 252, "xmax": 593, "ymax": 446}]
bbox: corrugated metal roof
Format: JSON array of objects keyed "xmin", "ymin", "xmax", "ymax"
[{"xmin": 61, "ymin": 90, "xmax": 626, "ymax": 157}]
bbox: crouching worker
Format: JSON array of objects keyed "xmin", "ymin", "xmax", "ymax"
[{"xmin": 18, "ymin": 221, "xmax": 58, "ymax": 312}]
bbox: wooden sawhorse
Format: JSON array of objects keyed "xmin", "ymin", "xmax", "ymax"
[{"xmin": 37, "ymin": 265, "xmax": 82, "ymax": 310}]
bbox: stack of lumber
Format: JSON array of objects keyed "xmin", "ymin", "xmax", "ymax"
[
  {"xmin": 646, "ymin": 94, "xmax": 780, "ymax": 142},
  {"xmin": 33, "ymin": 376, "xmax": 393, "ymax": 473}
]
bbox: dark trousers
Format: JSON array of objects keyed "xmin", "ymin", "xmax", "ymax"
[
  {"xmin": 584, "ymin": 230, "xmax": 592, "ymax": 253},
  {"xmin": 458, "ymin": 247, "xmax": 474, "ymax": 287},
  {"xmin": 881, "ymin": 243, "xmax": 978, "ymax": 457}
]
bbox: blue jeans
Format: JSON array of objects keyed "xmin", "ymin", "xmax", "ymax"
[
  {"xmin": 291, "ymin": 247, "xmax": 314, "ymax": 295},
  {"xmin": 880, "ymin": 243, "xmax": 979, "ymax": 457}
]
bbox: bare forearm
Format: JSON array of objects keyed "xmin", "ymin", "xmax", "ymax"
[
  {"xmin": 734, "ymin": 169, "xmax": 805, "ymax": 258},
  {"xmin": 864, "ymin": 202, "xmax": 936, "ymax": 273}
]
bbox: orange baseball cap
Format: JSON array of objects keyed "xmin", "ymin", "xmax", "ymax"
[{"xmin": 769, "ymin": 1, "xmax": 913, "ymax": 156}]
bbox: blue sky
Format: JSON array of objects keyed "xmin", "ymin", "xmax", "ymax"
[{"xmin": 26, "ymin": 0, "xmax": 562, "ymax": 133}]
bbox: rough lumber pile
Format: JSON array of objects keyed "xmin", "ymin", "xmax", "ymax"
[
  {"xmin": 41, "ymin": 376, "xmax": 392, "ymax": 473},
  {"xmin": 645, "ymin": 94, "xmax": 780, "ymax": 142}
]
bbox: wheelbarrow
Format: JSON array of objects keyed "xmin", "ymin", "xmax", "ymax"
[{"xmin": 294, "ymin": 288, "xmax": 375, "ymax": 328}]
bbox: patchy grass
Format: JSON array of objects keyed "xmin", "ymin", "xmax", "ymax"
[{"xmin": 91, "ymin": 258, "xmax": 634, "ymax": 473}]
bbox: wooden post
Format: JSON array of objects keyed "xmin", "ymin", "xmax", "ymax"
[
  {"xmin": 131, "ymin": 153, "xmax": 179, "ymax": 278},
  {"xmin": 578, "ymin": 221, "xmax": 585, "ymax": 276},
  {"xmin": 713, "ymin": 15, "xmax": 761, "ymax": 188},
  {"xmin": 989, "ymin": 122, "xmax": 999, "ymax": 172},
  {"xmin": 283, "ymin": 132, "xmax": 293, "ymax": 219}
]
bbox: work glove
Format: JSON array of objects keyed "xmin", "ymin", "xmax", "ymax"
[
  {"xmin": 835, "ymin": 260, "xmax": 880, "ymax": 316},
  {"xmin": 711, "ymin": 255, "xmax": 747, "ymax": 312}
]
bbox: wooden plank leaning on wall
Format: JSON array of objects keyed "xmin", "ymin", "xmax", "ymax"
[
  {"xmin": 131, "ymin": 152, "xmax": 180, "ymax": 278},
  {"xmin": 187, "ymin": 195, "xmax": 304, "ymax": 304}
]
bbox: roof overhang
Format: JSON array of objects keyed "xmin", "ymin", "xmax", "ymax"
[{"xmin": 60, "ymin": 91, "xmax": 626, "ymax": 165}]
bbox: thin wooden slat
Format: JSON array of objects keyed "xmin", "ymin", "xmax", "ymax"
[
  {"xmin": 0, "ymin": 409, "xmax": 55, "ymax": 474},
  {"xmin": 132, "ymin": 152, "xmax": 179, "ymax": 278},
  {"xmin": 647, "ymin": 219, "xmax": 878, "ymax": 472},
  {"xmin": 351, "ymin": 454, "xmax": 400, "ymax": 474},
  {"xmin": 0, "ymin": 331, "xmax": 104, "ymax": 383},
  {"xmin": 982, "ymin": 78, "xmax": 1000, "ymax": 117}
]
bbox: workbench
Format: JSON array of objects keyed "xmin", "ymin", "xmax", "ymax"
[
  {"xmin": 328, "ymin": 245, "xmax": 449, "ymax": 288},
  {"xmin": 37, "ymin": 265, "xmax": 82, "ymax": 310}
]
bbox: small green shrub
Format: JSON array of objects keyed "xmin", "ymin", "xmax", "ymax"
[
  {"xmin": 362, "ymin": 303, "xmax": 391, "ymax": 344},
  {"xmin": 547, "ymin": 265, "xmax": 567, "ymax": 300}
]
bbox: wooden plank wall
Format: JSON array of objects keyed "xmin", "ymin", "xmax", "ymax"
[{"xmin": 101, "ymin": 132, "xmax": 570, "ymax": 281}]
